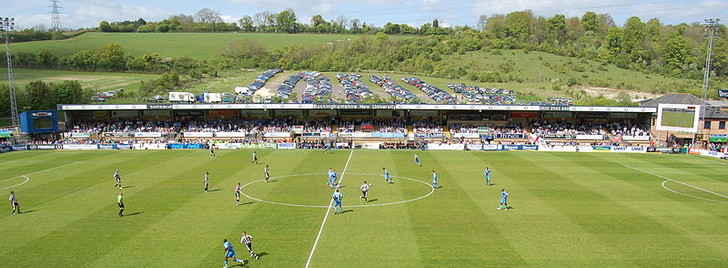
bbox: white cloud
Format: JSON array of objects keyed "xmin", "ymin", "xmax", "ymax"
[{"xmin": 69, "ymin": 1, "xmax": 171, "ymax": 28}]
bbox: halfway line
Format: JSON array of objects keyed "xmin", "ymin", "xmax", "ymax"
[{"xmin": 304, "ymin": 150, "xmax": 354, "ymax": 268}]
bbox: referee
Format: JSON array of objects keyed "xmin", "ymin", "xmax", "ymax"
[
  {"xmin": 117, "ymin": 193, "xmax": 125, "ymax": 217},
  {"xmin": 240, "ymin": 231, "xmax": 260, "ymax": 260}
]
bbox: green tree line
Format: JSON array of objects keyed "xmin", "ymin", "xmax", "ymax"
[{"xmin": 0, "ymin": 80, "xmax": 88, "ymax": 116}]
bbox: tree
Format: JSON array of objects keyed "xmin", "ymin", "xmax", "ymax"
[
  {"xmin": 239, "ymin": 16, "xmax": 255, "ymax": 32},
  {"xmin": 253, "ymin": 12, "xmax": 268, "ymax": 31},
  {"xmin": 96, "ymin": 43, "xmax": 127, "ymax": 71},
  {"xmin": 311, "ymin": 15, "xmax": 326, "ymax": 28},
  {"xmin": 477, "ymin": 15, "xmax": 488, "ymax": 31},
  {"xmin": 0, "ymin": 84, "xmax": 9, "ymax": 117},
  {"xmin": 25, "ymin": 81, "xmax": 54, "ymax": 110},
  {"xmin": 195, "ymin": 8, "xmax": 222, "ymax": 24},
  {"xmin": 350, "ymin": 19, "xmax": 362, "ymax": 33},
  {"xmin": 504, "ymin": 10, "xmax": 535, "ymax": 41},
  {"xmin": 276, "ymin": 9, "xmax": 298, "ymax": 33},
  {"xmin": 99, "ymin": 21, "xmax": 112, "ymax": 32},
  {"xmin": 663, "ymin": 31, "xmax": 689, "ymax": 70},
  {"xmin": 581, "ymin": 12, "xmax": 598, "ymax": 32},
  {"xmin": 54, "ymin": 80, "xmax": 86, "ymax": 105},
  {"xmin": 383, "ymin": 22, "xmax": 401, "ymax": 34},
  {"xmin": 433, "ymin": 19, "xmax": 440, "ymax": 28},
  {"xmin": 622, "ymin": 16, "xmax": 647, "ymax": 62},
  {"xmin": 547, "ymin": 14, "xmax": 566, "ymax": 42},
  {"xmin": 62, "ymin": 50, "xmax": 98, "ymax": 70}
]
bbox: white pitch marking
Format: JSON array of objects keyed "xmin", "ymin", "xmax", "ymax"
[
  {"xmin": 0, "ymin": 176, "xmax": 30, "ymax": 190},
  {"xmin": 305, "ymin": 149, "xmax": 354, "ymax": 268},
  {"xmin": 660, "ymin": 180, "xmax": 720, "ymax": 202},
  {"xmin": 623, "ymin": 165, "xmax": 728, "ymax": 202},
  {"xmin": 0, "ymin": 161, "xmax": 81, "ymax": 190},
  {"xmin": 239, "ymin": 173, "xmax": 434, "ymax": 208}
]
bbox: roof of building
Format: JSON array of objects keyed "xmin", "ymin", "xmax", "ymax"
[
  {"xmin": 706, "ymin": 100, "xmax": 728, "ymax": 108},
  {"xmin": 640, "ymin": 94, "xmax": 728, "ymax": 119}
]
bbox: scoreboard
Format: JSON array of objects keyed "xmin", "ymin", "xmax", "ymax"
[{"xmin": 19, "ymin": 111, "xmax": 60, "ymax": 134}]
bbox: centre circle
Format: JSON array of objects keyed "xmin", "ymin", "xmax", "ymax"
[{"xmin": 240, "ymin": 172, "xmax": 435, "ymax": 208}]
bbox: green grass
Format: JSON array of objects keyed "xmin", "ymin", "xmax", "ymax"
[
  {"xmin": 11, "ymin": 32, "xmax": 405, "ymax": 60},
  {"xmin": 444, "ymin": 50, "xmax": 702, "ymax": 96},
  {"xmin": 1, "ymin": 149, "xmax": 726, "ymax": 267},
  {"xmin": 2, "ymin": 68, "xmax": 159, "ymax": 95},
  {"xmin": 661, "ymin": 110, "xmax": 697, "ymax": 128}
]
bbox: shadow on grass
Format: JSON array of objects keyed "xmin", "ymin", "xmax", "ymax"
[
  {"xmin": 340, "ymin": 209, "xmax": 354, "ymax": 214},
  {"xmin": 208, "ymin": 189, "xmax": 221, "ymax": 192},
  {"xmin": 19, "ymin": 209, "xmax": 37, "ymax": 214},
  {"xmin": 239, "ymin": 201, "xmax": 255, "ymax": 206},
  {"xmin": 125, "ymin": 211, "xmax": 144, "ymax": 216}
]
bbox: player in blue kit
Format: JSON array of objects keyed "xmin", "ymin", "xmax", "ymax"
[
  {"xmin": 332, "ymin": 189, "xmax": 343, "ymax": 214},
  {"xmin": 328, "ymin": 169, "xmax": 338, "ymax": 188},
  {"xmin": 222, "ymin": 238, "xmax": 245, "ymax": 268},
  {"xmin": 383, "ymin": 167, "xmax": 393, "ymax": 184},
  {"xmin": 484, "ymin": 167, "xmax": 492, "ymax": 186},
  {"xmin": 414, "ymin": 153, "xmax": 422, "ymax": 167},
  {"xmin": 431, "ymin": 170, "xmax": 441, "ymax": 188},
  {"xmin": 498, "ymin": 189, "xmax": 509, "ymax": 210}
]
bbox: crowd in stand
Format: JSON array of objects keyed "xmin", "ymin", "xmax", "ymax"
[
  {"xmin": 449, "ymin": 123, "xmax": 525, "ymax": 134},
  {"xmin": 379, "ymin": 141, "xmax": 425, "ymax": 150},
  {"xmin": 529, "ymin": 120, "xmax": 608, "ymax": 136},
  {"xmin": 67, "ymin": 120, "xmax": 181, "ymax": 134},
  {"xmin": 182, "ymin": 119, "xmax": 260, "ymax": 133},
  {"xmin": 338, "ymin": 121, "xmax": 356, "ymax": 133},
  {"xmin": 302, "ymin": 119, "xmax": 333, "ymax": 133},
  {"xmin": 374, "ymin": 119, "xmax": 407, "ymax": 133},
  {"xmin": 606, "ymin": 121, "xmax": 650, "ymax": 137},
  {"xmin": 413, "ymin": 120, "xmax": 444, "ymax": 134}
]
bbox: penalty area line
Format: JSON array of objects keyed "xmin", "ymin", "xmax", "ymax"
[
  {"xmin": 623, "ymin": 165, "xmax": 728, "ymax": 202},
  {"xmin": 305, "ymin": 149, "xmax": 354, "ymax": 268},
  {"xmin": 0, "ymin": 176, "xmax": 30, "ymax": 190},
  {"xmin": 0, "ymin": 161, "xmax": 81, "ymax": 190}
]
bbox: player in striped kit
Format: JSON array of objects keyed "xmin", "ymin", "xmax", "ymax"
[
  {"xmin": 235, "ymin": 183, "xmax": 243, "ymax": 205},
  {"xmin": 9, "ymin": 191, "xmax": 20, "ymax": 215},
  {"xmin": 240, "ymin": 231, "xmax": 260, "ymax": 260},
  {"xmin": 360, "ymin": 181, "xmax": 371, "ymax": 202},
  {"xmin": 264, "ymin": 165, "xmax": 270, "ymax": 183},
  {"xmin": 113, "ymin": 170, "xmax": 123, "ymax": 190},
  {"xmin": 204, "ymin": 172, "xmax": 209, "ymax": 192}
]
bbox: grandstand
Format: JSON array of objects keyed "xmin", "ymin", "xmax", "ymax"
[{"xmin": 43, "ymin": 103, "xmax": 658, "ymax": 150}]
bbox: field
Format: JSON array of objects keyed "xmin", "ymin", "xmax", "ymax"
[
  {"xmin": 10, "ymin": 32, "xmax": 408, "ymax": 60},
  {"xmin": 2, "ymin": 68, "xmax": 159, "ymax": 95},
  {"xmin": 1, "ymin": 149, "xmax": 727, "ymax": 267}
]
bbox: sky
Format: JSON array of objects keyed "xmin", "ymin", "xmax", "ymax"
[{"xmin": 4, "ymin": 0, "xmax": 727, "ymax": 30}]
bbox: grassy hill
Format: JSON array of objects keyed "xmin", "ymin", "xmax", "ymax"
[
  {"xmin": 177, "ymin": 50, "xmax": 702, "ymax": 104},
  {"xmin": 3, "ymin": 68, "xmax": 158, "ymax": 94},
  {"xmin": 10, "ymin": 32, "xmax": 406, "ymax": 60}
]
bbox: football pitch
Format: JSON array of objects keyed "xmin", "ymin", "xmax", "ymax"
[{"xmin": 1, "ymin": 149, "xmax": 727, "ymax": 267}]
